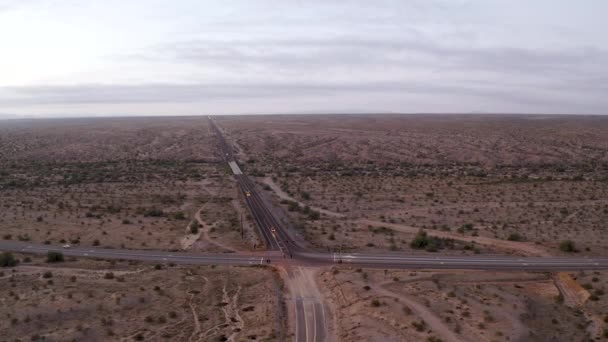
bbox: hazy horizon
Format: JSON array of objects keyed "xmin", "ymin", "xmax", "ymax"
[{"xmin": 1, "ymin": 1, "xmax": 607, "ymax": 117}]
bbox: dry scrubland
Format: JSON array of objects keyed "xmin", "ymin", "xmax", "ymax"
[
  {"xmin": 3, "ymin": 115, "xmax": 608, "ymax": 342},
  {"xmin": 217, "ymin": 115, "xmax": 608, "ymax": 255},
  {"xmin": 319, "ymin": 267, "xmax": 608, "ymax": 341},
  {"xmin": 0, "ymin": 254, "xmax": 283, "ymax": 341},
  {"xmin": 0, "ymin": 117, "xmax": 258, "ymax": 252}
]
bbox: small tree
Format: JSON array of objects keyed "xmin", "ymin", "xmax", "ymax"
[
  {"xmin": 0, "ymin": 252, "xmax": 17, "ymax": 267},
  {"xmin": 559, "ymin": 240, "xmax": 576, "ymax": 253},
  {"xmin": 47, "ymin": 251, "xmax": 65, "ymax": 263},
  {"xmin": 410, "ymin": 230, "xmax": 429, "ymax": 249}
]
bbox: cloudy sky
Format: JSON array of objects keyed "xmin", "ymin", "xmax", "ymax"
[{"xmin": 0, "ymin": 0, "xmax": 607, "ymax": 117}]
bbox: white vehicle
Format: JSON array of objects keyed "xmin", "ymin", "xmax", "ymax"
[{"xmin": 62, "ymin": 244, "xmax": 71, "ymax": 249}]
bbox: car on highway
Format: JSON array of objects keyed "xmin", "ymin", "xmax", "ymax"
[{"xmin": 62, "ymin": 244, "xmax": 71, "ymax": 248}]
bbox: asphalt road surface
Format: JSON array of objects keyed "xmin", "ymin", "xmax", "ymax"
[{"xmin": 2, "ymin": 240, "xmax": 608, "ymax": 271}]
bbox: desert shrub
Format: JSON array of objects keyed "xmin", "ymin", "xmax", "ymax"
[
  {"xmin": 410, "ymin": 230, "xmax": 453, "ymax": 251},
  {"xmin": 559, "ymin": 240, "xmax": 576, "ymax": 253},
  {"xmin": 144, "ymin": 208, "xmax": 165, "ymax": 217},
  {"xmin": 507, "ymin": 233, "xmax": 523, "ymax": 241},
  {"xmin": 46, "ymin": 251, "xmax": 64, "ymax": 263},
  {"xmin": 190, "ymin": 221, "xmax": 200, "ymax": 234},
  {"xmin": 457, "ymin": 223, "xmax": 474, "ymax": 234},
  {"xmin": 171, "ymin": 211, "xmax": 186, "ymax": 220},
  {"xmin": 104, "ymin": 272, "xmax": 114, "ymax": 279},
  {"xmin": 412, "ymin": 320, "xmax": 427, "ymax": 332},
  {"xmin": 371, "ymin": 299, "xmax": 380, "ymax": 307},
  {"xmin": 0, "ymin": 252, "xmax": 17, "ymax": 267},
  {"xmin": 42, "ymin": 271, "xmax": 53, "ymax": 278},
  {"xmin": 301, "ymin": 191, "xmax": 311, "ymax": 200}
]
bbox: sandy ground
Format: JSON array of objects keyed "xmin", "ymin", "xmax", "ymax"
[
  {"xmin": 317, "ymin": 267, "xmax": 607, "ymax": 341},
  {"xmin": 0, "ymin": 254, "xmax": 284, "ymax": 341}
]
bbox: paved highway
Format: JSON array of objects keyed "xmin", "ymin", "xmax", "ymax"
[
  {"xmin": 2, "ymin": 240, "xmax": 607, "ymax": 271},
  {"xmin": 0, "ymin": 240, "xmax": 280, "ymax": 265}
]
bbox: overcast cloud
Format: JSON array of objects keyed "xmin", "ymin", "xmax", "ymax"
[{"xmin": 0, "ymin": 0, "xmax": 607, "ymax": 116}]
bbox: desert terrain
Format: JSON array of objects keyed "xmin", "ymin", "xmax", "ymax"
[
  {"xmin": 217, "ymin": 114, "xmax": 608, "ymax": 257},
  {"xmin": 0, "ymin": 253, "xmax": 283, "ymax": 341},
  {"xmin": 2, "ymin": 114, "xmax": 608, "ymax": 342},
  {"xmin": 0, "ymin": 117, "xmax": 261, "ymax": 252}
]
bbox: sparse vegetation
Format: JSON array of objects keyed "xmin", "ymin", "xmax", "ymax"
[
  {"xmin": 0, "ymin": 252, "xmax": 17, "ymax": 267},
  {"xmin": 46, "ymin": 251, "xmax": 65, "ymax": 263},
  {"xmin": 559, "ymin": 240, "xmax": 576, "ymax": 253}
]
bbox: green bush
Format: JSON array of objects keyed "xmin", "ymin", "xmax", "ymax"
[
  {"xmin": 559, "ymin": 240, "xmax": 576, "ymax": 253},
  {"xmin": 46, "ymin": 251, "xmax": 65, "ymax": 263},
  {"xmin": 410, "ymin": 230, "xmax": 430, "ymax": 249},
  {"xmin": 0, "ymin": 252, "xmax": 17, "ymax": 267}
]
